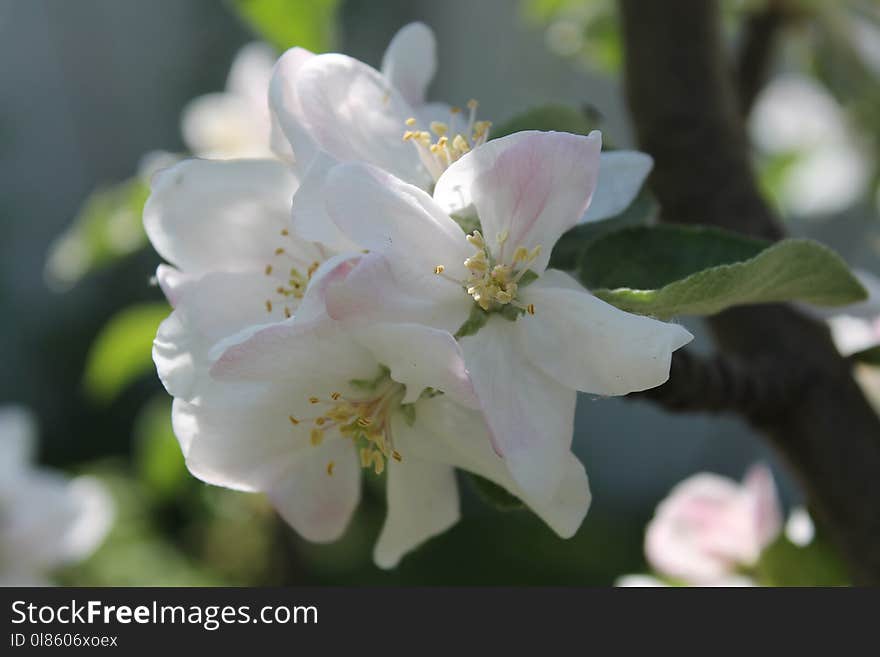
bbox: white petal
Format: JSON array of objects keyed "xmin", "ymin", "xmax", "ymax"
[
  {"xmin": 323, "ymin": 162, "xmax": 472, "ymax": 281},
  {"xmin": 181, "ymin": 94, "xmax": 269, "ymax": 159},
  {"xmin": 396, "ymin": 397, "xmax": 590, "ymax": 538},
  {"xmin": 0, "ymin": 470, "xmax": 112, "ymax": 572},
  {"xmin": 172, "ymin": 395, "xmax": 310, "ymax": 492},
  {"xmin": 459, "ymin": 318, "xmax": 576, "ymax": 504},
  {"xmin": 268, "ymin": 47, "xmax": 319, "ymax": 170},
  {"xmin": 380, "ymin": 22, "xmax": 437, "ymax": 107},
  {"xmin": 579, "ymin": 151, "xmax": 653, "ymax": 224},
  {"xmin": 519, "ymin": 276, "xmax": 693, "ymax": 395},
  {"xmin": 143, "ymin": 158, "xmax": 298, "ymax": 274},
  {"xmin": 289, "ymin": 150, "xmax": 361, "ymax": 252},
  {"xmin": 226, "ymin": 42, "xmax": 276, "ymax": 110},
  {"xmin": 210, "ymin": 318, "xmax": 377, "ymax": 390},
  {"xmin": 323, "ymin": 252, "xmax": 470, "ymax": 335},
  {"xmin": 269, "ymin": 437, "xmax": 361, "ymax": 543},
  {"xmin": 374, "ymin": 456, "xmax": 458, "ymax": 568},
  {"xmin": 295, "ymin": 53, "xmax": 429, "ymax": 186},
  {"xmin": 433, "ymin": 130, "xmax": 602, "ymax": 272},
  {"xmin": 152, "ymin": 266, "xmax": 298, "ymax": 402},
  {"xmin": 354, "ymin": 322, "xmax": 478, "ymax": 407}
]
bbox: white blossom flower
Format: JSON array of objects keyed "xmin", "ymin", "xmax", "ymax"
[
  {"xmin": 269, "ymin": 22, "xmax": 652, "ymax": 251},
  {"xmin": 181, "ymin": 42, "xmax": 277, "ymax": 159},
  {"xmin": 0, "ymin": 406, "xmax": 113, "ymax": 586},
  {"xmin": 172, "ymin": 256, "xmax": 590, "ymax": 568},
  {"xmin": 144, "ymin": 157, "xmax": 331, "ymax": 403},
  {"xmin": 308, "ymin": 130, "xmax": 692, "ymax": 503},
  {"xmin": 643, "ymin": 464, "xmax": 782, "ymax": 585}
]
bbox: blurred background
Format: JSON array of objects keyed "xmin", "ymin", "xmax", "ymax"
[{"xmin": 1, "ymin": 0, "xmax": 877, "ymax": 585}]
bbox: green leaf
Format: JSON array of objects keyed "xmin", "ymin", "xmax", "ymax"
[
  {"xmin": 133, "ymin": 396, "xmax": 188, "ymax": 500},
  {"xmin": 580, "ymin": 225, "xmax": 867, "ymax": 319},
  {"xmin": 492, "ymin": 103, "xmax": 598, "ymax": 140},
  {"xmin": 851, "ymin": 345, "xmax": 880, "ymax": 367},
  {"xmin": 83, "ymin": 303, "xmax": 169, "ymax": 403},
  {"xmin": 230, "ymin": 0, "xmax": 340, "ymax": 52},
  {"xmin": 45, "ymin": 177, "xmax": 150, "ymax": 289},
  {"xmin": 468, "ymin": 474, "xmax": 525, "ymax": 511},
  {"xmin": 549, "ymin": 190, "xmax": 658, "ymax": 270}
]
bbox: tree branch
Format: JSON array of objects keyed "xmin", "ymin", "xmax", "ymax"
[
  {"xmin": 632, "ymin": 349, "xmax": 805, "ymax": 423},
  {"xmin": 619, "ymin": 0, "xmax": 880, "ymax": 584}
]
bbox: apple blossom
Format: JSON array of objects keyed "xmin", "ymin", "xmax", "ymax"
[
  {"xmin": 0, "ymin": 406, "xmax": 113, "ymax": 586},
  {"xmin": 310, "ymin": 130, "xmax": 692, "ymax": 503},
  {"xmin": 172, "ymin": 257, "xmax": 590, "ymax": 568},
  {"xmin": 643, "ymin": 464, "xmax": 782, "ymax": 585},
  {"xmin": 144, "ymin": 157, "xmax": 333, "ymax": 403},
  {"xmin": 181, "ymin": 42, "xmax": 278, "ymax": 159},
  {"xmin": 269, "ymin": 22, "xmax": 652, "ymax": 252}
]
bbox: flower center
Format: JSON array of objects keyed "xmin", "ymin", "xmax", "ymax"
[
  {"xmin": 263, "ymin": 228, "xmax": 324, "ymax": 318},
  {"xmin": 291, "ymin": 368, "xmax": 406, "ymax": 477},
  {"xmin": 402, "ymin": 99, "xmax": 492, "ymax": 182},
  {"xmin": 435, "ymin": 230, "xmax": 539, "ymax": 315}
]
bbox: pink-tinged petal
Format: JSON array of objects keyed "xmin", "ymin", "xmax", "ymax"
[
  {"xmin": 269, "ymin": 437, "xmax": 361, "ymax": 543},
  {"xmin": 295, "ymin": 53, "xmax": 429, "ymax": 186},
  {"xmin": 393, "ymin": 397, "xmax": 590, "ymax": 538},
  {"xmin": 644, "ymin": 473, "xmax": 744, "ymax": 583},
  {"xmin": 143, "ymin": 158, "xmax": 298, "ymax": 274},
  {"xmin": 743, "ymin": 463, "xmax": 783, "ymax": 549},
  {"xmin": 644, "ymin": 465, "xmax": 781, "ymax": 584},
  {"xmin": 354, "ymin": 322, "xmax": 478, "ymax": 408},
  {"xmin": 268, "ymin": 47, "xmax": 318, "ymax": 170},
  {"xmin": 323, "ymin": 162, "xmax": 472, "ymax": 280},
  {"xmin": 380, "ymin": 22, "xmax": 437, "ymax": 107},
  {"xmin": 373, "ymin": 456, "xmax": 458, "ymax": 568},
  {"xmin": 433, "ymin": 130, "xmax": 602, "ymax": 272},
  {"xmin": 579, "ymin": 151, "xmax": 653, "ymax": 224},
  {"xmin": 459, "ymin": 317, "xmax": 576, "ymax": 504},
  {"xmin": 615, "ymin": 575, "xmax": 668, "ymax": 587},
  {"xmin": 210, "ymin": 318, "xmax": 376, "ymax": 391},
  {"xmin": 324, "ymin": 252, "xmax": 469, "ymax": 335},
  {"xmin": 519, "ymin": 274, "xmax": 693, "ymax": 395}
]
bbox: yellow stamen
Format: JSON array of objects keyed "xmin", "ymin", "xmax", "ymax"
[
  {"xmin": 326, "ymin": 461, "xmax": 335, "ymax": 476},
  {"xmin": 288, "ymin": 415, "xmax": 300, "ymax": 425}
]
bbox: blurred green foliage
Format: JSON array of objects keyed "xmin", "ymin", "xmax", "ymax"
[
  {"xmin": 230, "ymin": 0, "xmax": 340, "ymax": 52},
  {"xmin": 45, "ymin": 177, "xmax": 149, "ymax": 289},
  {"xmin": 83, "ymin": 303, "xmax": 168, "ymax": 403}
]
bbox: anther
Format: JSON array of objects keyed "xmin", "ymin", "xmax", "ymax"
[
  {"xmin": 326, "ymin": 461, "xmax": 335, "ymax": 476},
  {"xmin": 265, "ymin": 264, "xmax": 273, "ymax": 275},
  {"xmin": 310, "ymin": 428, "xmax": 324, "ymax": 446},
  {"xmin": 265, "ymin": 300, "xmax": 273, "ymax": 313},
  {"xmin": 274, "ymin": 247, "xmax": 285, "ymax": 255},
  {"xmin": 309, "ymin": 397, "xmax": 320, "ymax": 404},
  {"xmin": 330, "ymin": 391, "xmax": 342, "ymax": 401},
  {"xmin": 434, "ymin": 265, "xmax": 445, "ymax": 274},
  {"xmin": 392, "ymin": 450, "xmax": 402, "ymax": 462},
  {"xmin": 405, "ymin": 117, "xmax": 417, "ymax": 126},
  {"xmin": 288, "ymin": 415, "xmax": 300, "ymax": 425}
]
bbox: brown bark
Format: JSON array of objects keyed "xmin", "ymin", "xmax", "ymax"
[{"xmin": 619, "ymin": 0, "xmax": 880, "ymax": 584}]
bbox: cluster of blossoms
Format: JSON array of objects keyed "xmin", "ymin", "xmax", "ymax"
[
  {"xmin": 145, "ymin": 23, "xmax": 692, "ymax": 567},
  {"xmin": 0, "ymin": 407, "xmax": 113, "ymax": 586},
  {"xmin": 617, "ymin": 464, "xmax": 815, "ymax": 587}
]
